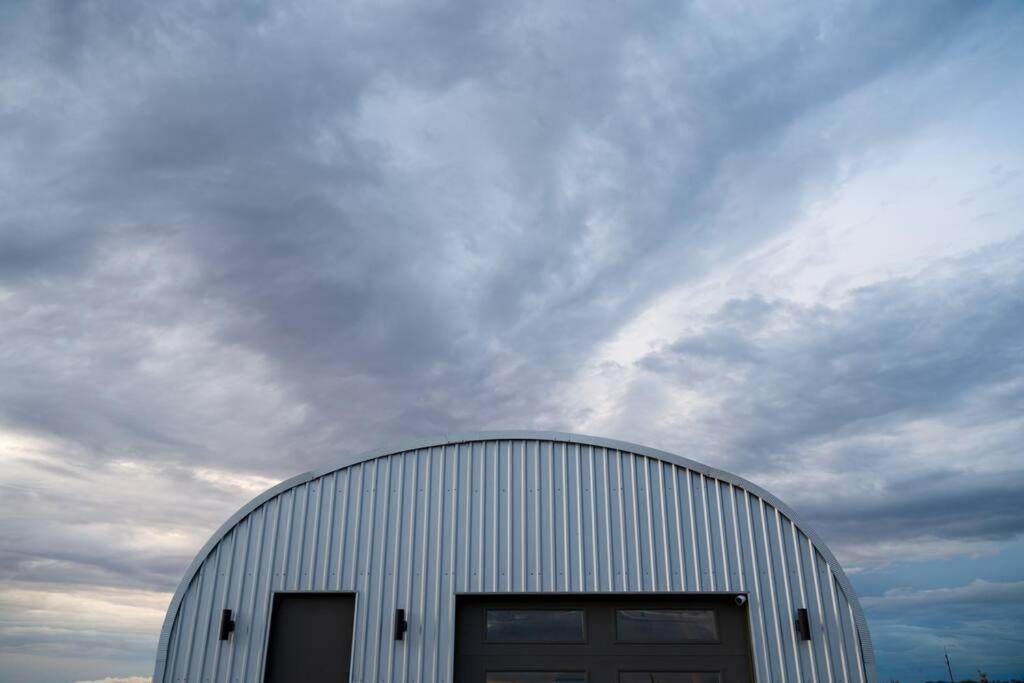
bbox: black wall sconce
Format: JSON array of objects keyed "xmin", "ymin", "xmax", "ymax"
[
  {"xmin": 794, "ymin": 608, "xmax": 811, "ymax": 641},
  {"xmin": 219, "ymin": 609, "xmax": 236, "ymax": 641},
  {"xmin": 394, "ymin": 609, "xmax": 408, "ymax": 640}
]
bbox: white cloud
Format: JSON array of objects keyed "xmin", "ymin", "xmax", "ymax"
[
  {"xmin": 0, "ymin": 583, "xmax": 168, "ymax": 638},
  {"xmin": 841, "ymin": 539, "xmax": 1006, "ymax": 572},
  {"xmin": 863, "ymin": 579, "xmax": 1024, "ymax": 610}
]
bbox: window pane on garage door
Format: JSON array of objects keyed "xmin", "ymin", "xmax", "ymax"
[
  {"xmin": 487, "ymin": 610, "xmax": 586, "ymax": 642},
  {"xmin": 615, "ymin": 610, "xmax": 717, "ymax": 642},
  {"xmin": 486, "ymin": 673, "xmax": 586, "ymax": 683},
  {"xmin": 619, "ymin": 673, "xmax": 721, "ymax": 683}
]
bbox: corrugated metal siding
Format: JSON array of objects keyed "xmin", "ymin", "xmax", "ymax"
[{"xmin": 157, "ymin": 437, "xmax": 874, "ymax": 683}]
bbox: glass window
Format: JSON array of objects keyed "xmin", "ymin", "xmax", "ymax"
[
  {"xmin": 620, "ymin": 674, "xmax": 720, "ymax": 683},
  {"xmin": 486, "ymin": 609, "xmax": 585, "ymax": 642},
  {"xmin": 615, "ymin": 609, "xmax": 717, "ymax": 642},
  {"xmin": 487, "ymin": 673, "xmax": 585, "ymax": 683}
]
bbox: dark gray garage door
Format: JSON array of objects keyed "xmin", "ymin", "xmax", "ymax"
[{"xmin": 454, "ymin": 595, "xmax": 753, "ymax": 683}]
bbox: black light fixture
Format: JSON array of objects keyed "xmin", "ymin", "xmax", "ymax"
[
  {"xmin": 394, "ymin": 609, "xmax": 408, "ymax": 640},
  {"xmin": 219, "ymin": 609, "xmax": 236, "ymax": 641},
  {"xmin": 795, "ymin": 608, "xmax": 811, "ymax": 641}
]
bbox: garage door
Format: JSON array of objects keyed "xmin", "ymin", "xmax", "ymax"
[{"xmin": 454, "ymin": 595, "xmax": 753, "ymax": 683}]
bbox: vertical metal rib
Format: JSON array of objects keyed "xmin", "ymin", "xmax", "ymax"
[
  {"xmin": 774, "ymin": 508, "xmax": 803, "ymax": 682},
  {"xmin": 685, "ymin": 469, "xmax": 701, "ymax": 590}
]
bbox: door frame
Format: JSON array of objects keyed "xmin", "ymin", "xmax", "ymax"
[{"xmin": 259, "ymin": 590, "xmax": 359, "ymax": 683}]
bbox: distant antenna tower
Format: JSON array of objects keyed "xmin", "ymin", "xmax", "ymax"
[{"xmin": 945, "ymin": 648, "xmax": 955, "ymax": 683}]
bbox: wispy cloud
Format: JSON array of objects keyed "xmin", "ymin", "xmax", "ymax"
[{"xmin": 863, "ymin": 579, "xmax": 1024, "ymax": 610}]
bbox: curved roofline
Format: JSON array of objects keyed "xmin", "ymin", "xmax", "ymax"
[{"xmin": 155, "ymin": 430, "xmax": 875, "ymax": 682}]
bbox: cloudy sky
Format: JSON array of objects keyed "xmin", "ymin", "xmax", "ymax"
[{"xmin": 1, "ymin": 1, "xmax": 1022, "ymax": 681}]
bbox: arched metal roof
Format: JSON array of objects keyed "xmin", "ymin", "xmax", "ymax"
[{"xmin": 155, "ymin": 430, "xmax": 875, "ymax": 682}]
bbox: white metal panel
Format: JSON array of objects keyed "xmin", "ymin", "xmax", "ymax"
[{"xmin": 155, "ymin": 432, "xmax": 875, "ymax": 683}]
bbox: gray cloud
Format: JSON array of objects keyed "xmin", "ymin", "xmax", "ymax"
[
  {"xmin": 641, "ymin": 243, "xmax": 1024, "ymax": 455},
  {"xmin": 1, "ymin": 0, "xmax": 1023, "ymax": 680},
  {"xmin": 634, "ymin": 239, "xmax": 1024, "ymax": 552},
  {"xmin": 2, "ymin": 0, "xmax": 1009, "ymax": 469}
]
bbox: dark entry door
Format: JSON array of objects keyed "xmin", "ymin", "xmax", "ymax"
[
  {"xmin": 263, "ymin": 593, "xmax": 355, "ymax": 683},
  {"xmin": 454, "ymin": 595, "xmax": 753, "ymax": 683}
]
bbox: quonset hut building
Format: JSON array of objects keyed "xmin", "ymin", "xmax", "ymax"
[{"xmin": 154, "ymin": 432, "xmax": 875, "ymax": 683}]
